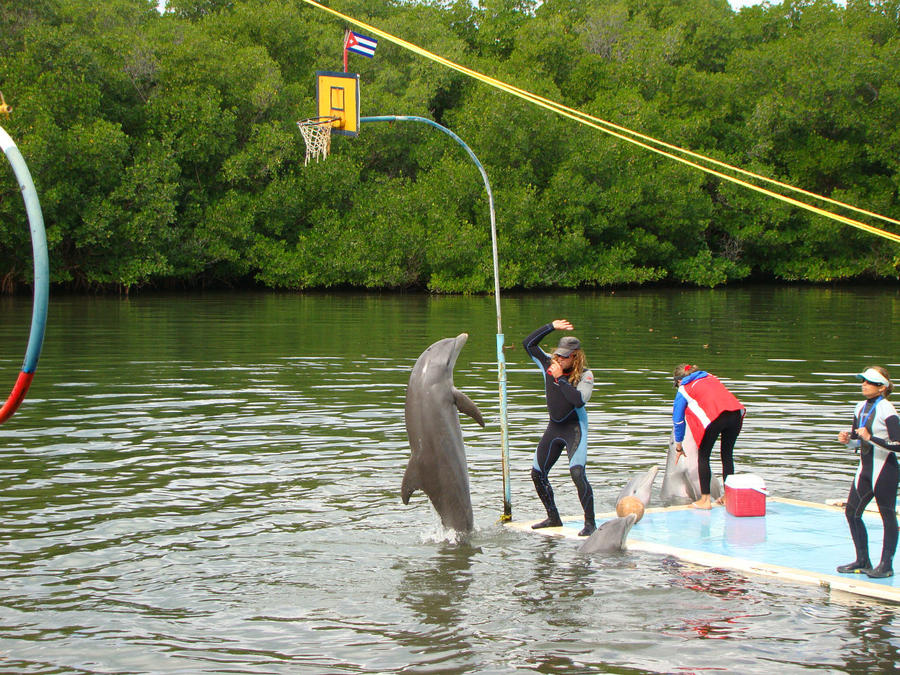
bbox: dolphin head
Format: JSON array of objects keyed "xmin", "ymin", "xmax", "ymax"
[
  {"xmin": 577, "ymin": 514, "xmax": 638, "ymax": 555},
  {"xmin": 412, "ymin": 333, "xmax": 468, "ymax": 385},
  {"xmin": 616, "ymin": 465, "xmax": 660, "ymax": 507},
  {"xmin": 660, "ymin": 435, "xmax": 701, "ymax": 505}
]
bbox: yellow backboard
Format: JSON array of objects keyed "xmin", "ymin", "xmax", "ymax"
[{"xmin": 315, "ymin": 71, "xmax": 360, "ymax": 137}]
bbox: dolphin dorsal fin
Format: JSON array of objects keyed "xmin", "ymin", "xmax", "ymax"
[{"xmin": 453, "ymin": 388, "xmax": 485, "ymax": 428}]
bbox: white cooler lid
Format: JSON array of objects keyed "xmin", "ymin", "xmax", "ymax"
[{"xmin": 725, "ymin": 474, "xmax": 766, "ymax": 491}]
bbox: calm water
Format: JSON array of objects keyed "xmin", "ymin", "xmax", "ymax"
[{"xmin": 1, "ymin": 286, "xmax": 898, "ymax": 674}]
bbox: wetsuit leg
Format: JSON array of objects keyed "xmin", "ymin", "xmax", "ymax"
[
  {"xmin": 531, "ymin": 426, "xmax": 565, "ymax": 528},
  {"xmin": 531, "ymin": 468, "xmax": 562, "ymax": 528},
  {"xmin": 569, "ymin": 464, "xmax": 595, "ymax": 535},
  {"xmin": 869, "ymin": 457, "xmax": 899, "ymax": 577},
  {"xmin": 533, "ymin": 424, "xmax": 566, "ymax": 475},
  {"xmin": 564, "ymin": 421, "xmax": 594, "ymax": 535},
  {"xmin": 839, "ymin": 466, "xmax": 874, "ymax": 573}
]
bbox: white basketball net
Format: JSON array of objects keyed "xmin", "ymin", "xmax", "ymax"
[{"xmin": 297, "ymin": 117, "xmax": 335, "ymax": 165}]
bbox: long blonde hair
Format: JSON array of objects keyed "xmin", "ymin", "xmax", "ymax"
[{"xmin": 554, "ymin": 349, "xmax": 587, "ymax": 385}]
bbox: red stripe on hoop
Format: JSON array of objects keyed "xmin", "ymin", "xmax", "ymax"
[{"xmin": 0, "ymin": 371, "xmax": 35, "ymax": 424}]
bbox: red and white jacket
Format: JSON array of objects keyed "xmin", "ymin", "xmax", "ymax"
[{"xmin": 673, "ymin": 370, "xmax": 744, "ymax": 444}]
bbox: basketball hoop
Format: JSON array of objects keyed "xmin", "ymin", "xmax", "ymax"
[{"xmin": 297, "ymin": 116, "xmax": 338, "ymax": 165}]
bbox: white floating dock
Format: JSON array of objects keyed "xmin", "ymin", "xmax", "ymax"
[{"xmin": 507, "ymin": 497, "xmax": 900, "ymax": 604}]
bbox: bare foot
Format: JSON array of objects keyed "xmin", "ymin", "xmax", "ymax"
[
  {"xmin": 691, "ymin": 497, "xmax": 712, "ymax": 510},
  {"xmin": 715, "ymin": 496, "xmax": 726, "ymax": 506}
]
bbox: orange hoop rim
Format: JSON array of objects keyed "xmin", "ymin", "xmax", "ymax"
[{"xmin": 298, "ymin": 115, "xmax": 340, "ymax": 128}]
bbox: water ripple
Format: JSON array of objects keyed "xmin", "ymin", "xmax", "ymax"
[{"xmin": 1, "ymin": 289, "xmax": 899, "ymax": 673}]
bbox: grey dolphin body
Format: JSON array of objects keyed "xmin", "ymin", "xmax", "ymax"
[
  {"xmin": 402, "ymin": 334, "xmax": 485, "ymax": 533},
  {"xmin": 660, "ymin": 433, "xmax": 699, "ymax": 505},
  {"xmin": 616, "ymin": 465, "xmax": 659, "ymax": 508},
  {"xmin": 659, "ymin": 434, "xmax": 724, "ymax": 505},
  {"xmin": 578, "ymin": 514, "xmax": 638, "ymax": 554}
]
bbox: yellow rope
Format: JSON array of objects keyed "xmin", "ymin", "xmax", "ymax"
[{"xmin": 298, "ymin": 0, "xmax": 900, "ymax": 244}]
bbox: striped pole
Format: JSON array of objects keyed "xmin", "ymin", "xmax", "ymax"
[{"xmin": 360, "ymin": 115, "xmax": 512, "ymax": 520}]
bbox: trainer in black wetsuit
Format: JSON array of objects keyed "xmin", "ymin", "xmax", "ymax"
[
  {"xmin": 523, "ymin": 320, "xmax": 596, "ymax": 536},
  {"xmin": 837, "ymin": 367, "xmax": 900, "ymax": 579}
]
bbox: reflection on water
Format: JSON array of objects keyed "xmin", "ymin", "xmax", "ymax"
[{"xmin": 0, "ymin": 287, "xmax": 899, "ymax": 673}]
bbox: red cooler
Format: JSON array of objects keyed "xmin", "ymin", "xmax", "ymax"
[{"xmin": 725, "ymin": 474, "xmax": 767, "ymax": 517}]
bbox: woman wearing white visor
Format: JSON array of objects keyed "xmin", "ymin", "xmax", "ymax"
[{"xmin": 837, "ymin": 366, "xmax": 900, "ymax": 578}]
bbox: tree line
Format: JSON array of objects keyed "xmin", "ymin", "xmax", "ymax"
[{"xmin": 0, "ymin": 0, "xmax": 897, "ymax": 293}]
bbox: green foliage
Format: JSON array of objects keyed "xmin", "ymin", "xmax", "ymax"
[{"xmin": 0, "ymin": 0, "xmax": 897, "ymax": 294}]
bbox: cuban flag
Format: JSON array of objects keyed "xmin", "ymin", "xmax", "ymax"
[{"xmin": 345, "ymin": 31, "xmax": 378, "ymax": 58}]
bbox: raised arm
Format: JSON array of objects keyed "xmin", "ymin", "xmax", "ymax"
[
  {"xmin": 523, "ymin": 319, "xmax": 573, "ymax": 369},
  {"xmin": 522, "ymin": 323, "xmax": 555, "ymax": 361}
]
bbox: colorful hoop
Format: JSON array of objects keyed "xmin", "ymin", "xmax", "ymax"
[{"xmin": 0, "ymin": 125, "xmax": 49, "ymax": 423}]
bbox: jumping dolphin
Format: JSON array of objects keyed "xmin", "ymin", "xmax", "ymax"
[
  {"xmin": 577, "ymin": 514, "xmax": 638, "ymax": 554},
  {"xmin": 616, "ymin": 465, "xmax": 659, "ymax": 508},
  {"xmin": 402, "ymin": 334, "xmax": 484, "ymax": 533},
  {"xmin": 659, "ymin": 434, "xmax": 723, "ymax": 506}
]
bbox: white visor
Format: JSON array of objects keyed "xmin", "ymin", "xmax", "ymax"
[{"xmin": 857, "ymin": 368, "xmax": 890, "ymax": 386}]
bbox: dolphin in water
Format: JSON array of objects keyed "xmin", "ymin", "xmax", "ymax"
[
  {"xmin": 616, "ymin": 465, "xmax": 659, "ymax": 508},
  {"xmin": 577, "ymin": 514, "xmax": 638, "ymax": 554},
  {"xmin": 659, "ymin": 434, "xmax": 723, "ymax": 506},
  {"xmin": 402, "ymin": 334, "xmax": 484, "ymax": 533}
]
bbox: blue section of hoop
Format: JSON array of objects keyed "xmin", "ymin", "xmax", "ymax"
[{"xmin": 1, "ymin": 126, "xmax": 49, "ymax": 374}]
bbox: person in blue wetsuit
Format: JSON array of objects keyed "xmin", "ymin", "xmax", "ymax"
[
  {"xmin": 837, "ymin": 366, "xmax": 900, "ymax": 579},
  {"xmin": 523, "ymin": 319, "xmax": 596, "ymax": 536}
]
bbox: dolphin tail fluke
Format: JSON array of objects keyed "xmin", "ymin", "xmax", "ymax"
[{"xmin": 453, "ymin": 388, "xmax": 485, "ymax": 427}]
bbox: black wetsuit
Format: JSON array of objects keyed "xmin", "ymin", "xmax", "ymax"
[
  {"xmin": 843, "ymin": 396, "xmax": 900, "ymax": 575},
  {"xmin": 523, "ymin": 323, "xmax": 595, "ymax": 531}
]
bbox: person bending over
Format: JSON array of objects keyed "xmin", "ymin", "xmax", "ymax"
[{"xmin": 672, "ymin": 364, "xmax": 745, "ymax": 510}]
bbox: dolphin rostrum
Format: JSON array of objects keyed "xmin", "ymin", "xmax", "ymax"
[
  {"xmin": 402, "ymin": 334, "xmax": 484, "ymax": 533},
  {"xmin": 578, "ymin": 514, "xmax": 638, "ymax": 554},
  {"xmin": 616, "ymin": 465, "xmax": 659, "ymax": 508},
  {"xmin": 659, "ymin": 434, "xmax": 723, "ymax": 506}
]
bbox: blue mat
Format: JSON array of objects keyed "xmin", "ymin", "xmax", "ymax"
[
  {"xmin": 624, "ymin": 498, "xmax": 897, "ymax": 589},
  {"xmin": 511, "ymin": 498, "xmax": 900, "ymax": 601}
]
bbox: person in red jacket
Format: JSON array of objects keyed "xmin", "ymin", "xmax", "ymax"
[{"xmin": 672, "ymin": 364, "xmax": 745, "ymax": 509}]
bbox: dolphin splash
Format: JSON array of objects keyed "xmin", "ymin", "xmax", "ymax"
[{"xmin": 402, "ymin": 334, "xmax": 484, "ymax": 533}]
